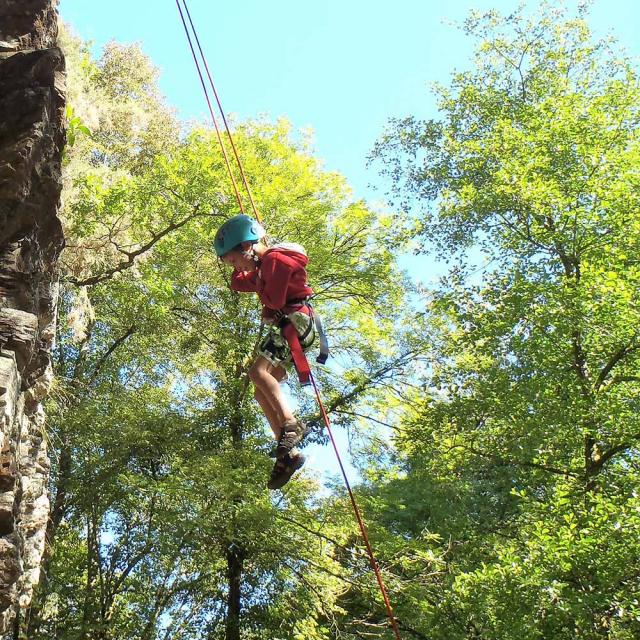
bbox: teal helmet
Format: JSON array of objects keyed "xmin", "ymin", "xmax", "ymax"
[{"xmin": 213, "ymin": 214, "xmax": 265, "ymax": 257}]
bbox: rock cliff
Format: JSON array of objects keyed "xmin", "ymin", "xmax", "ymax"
[{"xmin": 0, "ymin": 0, "xmax": 65, "ymax": 633}]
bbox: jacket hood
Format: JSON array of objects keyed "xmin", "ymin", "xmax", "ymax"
[{"xmin": 265, "ymin": 243, "xmax": 309, "ymax": 267}]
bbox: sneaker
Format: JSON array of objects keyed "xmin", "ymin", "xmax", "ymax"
[
  {"xmin": 267, "ymin": 452, "xmax": 306, "ymax": 490},
  {"xmin": 276, "ymin": 419, "xmax": 308, "ymax": 459}
]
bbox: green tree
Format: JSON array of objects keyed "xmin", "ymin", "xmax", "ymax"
[{"xmin": 368, "ymin": 4, "xmax": 640, "ymax": 639}]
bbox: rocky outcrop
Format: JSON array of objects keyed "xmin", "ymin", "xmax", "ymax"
[{"xmin": 0, "ymin": 0, "xmax": 65, "ymax": 634}]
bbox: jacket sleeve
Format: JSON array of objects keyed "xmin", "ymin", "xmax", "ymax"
[
  {"xmin": 259, "ymin": 253, "xmax": 295, "ymax": 309},
  {"xmin": 231, "ymin": 270, "xmax": 259, "ymax": 292}
]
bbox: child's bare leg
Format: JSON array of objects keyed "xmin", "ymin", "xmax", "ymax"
[
  {"xmin": 249, "ymin": 358, "xmax": 294, "ymax": 430},
  {"xmin": 254, "ymin": 388, "xmax": 282, "ymax": 440},
  {"xmin": 256, "ymin": 364, "xmax": 288, "ymax": 440}
]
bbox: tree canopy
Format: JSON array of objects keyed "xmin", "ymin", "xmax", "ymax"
[{"xmin": 369, "ymin": 4, "xmax": 640, "ymax": 639}]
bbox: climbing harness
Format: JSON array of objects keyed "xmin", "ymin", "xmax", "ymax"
[
  {"xmin": 274, "ymin": 299, "xmax": 329, "ymax": 385},
  {"xmin": 175, "ymin": 2, "xmax": 401, "ymax": 636},
  {"xmin": 257, "ymin": 306, "xmax": 315, "ymax": 376},
  {"xmin": 281, "ymin": 317, "xmax": 312, "ymax": 384}
]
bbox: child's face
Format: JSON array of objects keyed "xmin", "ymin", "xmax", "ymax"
[{"xmin": 221, "ymin": 248, "xmax": 256, "ymax": 271}]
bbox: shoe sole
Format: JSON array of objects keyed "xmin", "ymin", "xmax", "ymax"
[{"xmin": 267, "ymin": 455, "xmax": 306, "ymax": 490}]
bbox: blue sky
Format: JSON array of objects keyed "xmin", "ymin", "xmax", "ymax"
[
  {"xmin": 57, "ymin": 0, "xmax": 640, "ymax": 484},
  {"xmin": 59, "ymin": 0, "xmax": 639, "ymax": 204}
]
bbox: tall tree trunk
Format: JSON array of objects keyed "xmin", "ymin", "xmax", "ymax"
[
  {"xmin": 224, "ymin": 409, "xmax": 245, "ymax": 640},
  {"xmin": 23, "ymin": 432, "xmax": 70, "ymax": 638},
  {"xmin": 79, "ymin": 514, "xmax": 97, "ymax": 640},
  {"xmin": 225, "ymin": 545, "xmax": 244, "ymax": 640},
  {"xmin": 0, "ymin": 0, "xmax": 65, "ymax": 634}
]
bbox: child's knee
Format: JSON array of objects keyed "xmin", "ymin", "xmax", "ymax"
[
  {"xmin": 249, "ymin": 359, "xmax": 267, "ymax": 384},
  {"xmin": 248, "ymin": 364, "xmax": 260, "ymax": 384}
]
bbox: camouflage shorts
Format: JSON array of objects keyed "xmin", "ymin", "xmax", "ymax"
[{"xmin": 257, "ymin": 311, "xmax": 316, "ymax": 368}]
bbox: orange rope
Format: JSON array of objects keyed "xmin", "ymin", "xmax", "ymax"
[
  {"xmin": 177, "ymin": 0, "xmax": 262, "ymax": 224},
  {"xmin": 310, "ymin": 372, "xmax": 403, "ymax": 639},
  {"xmin": 174, "ymin": 0, "xmax": 246, "ymax": 214}
]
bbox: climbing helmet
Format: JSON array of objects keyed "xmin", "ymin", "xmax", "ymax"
[{"xmin": 213, "ymin": 214, "xmax": 265, "ymax": 257}]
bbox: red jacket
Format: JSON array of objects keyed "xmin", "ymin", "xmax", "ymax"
[{"xmin": 231, "ymin": 244, "xmax": 313, "ymax": 319}]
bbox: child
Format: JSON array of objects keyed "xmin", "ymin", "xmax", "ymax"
[{"xmin": 214, "ymin": 214, "xmax": 315, "ymax": 489}]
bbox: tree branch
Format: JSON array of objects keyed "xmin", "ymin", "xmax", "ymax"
[
  {"xmin": 594, "ymin": 338, "xmax": 640, "ymax": 392},
  {"xmin": 68, "ymin": 206, "xmax": 204, "ymax": 287},
  {"xmin": 335, "ymin": 409, "xmax": 399, "ymax": 431},
  {"xmin": 601, "ymin": 375, "xmax": 640, "ymax": 391},
  {"xmin": 304, "ymin": 350, "xmax": 420, "ymax": 427},
  {"xmin": 275, "ymin": 513, "xmax": 353, "ymax": 553},
  {"xmin": 593, "ymin": 437, "xmax": 640, "ymax": 472},
  {"xmin": 87, "ymin": 324, "xmax": 137, "ymax": 387},
  {"xmin": 450, "ymin": 443, "xmax": 578, "ymax": 478}
]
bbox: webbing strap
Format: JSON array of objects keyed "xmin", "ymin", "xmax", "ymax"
[
  {"xmin": 281, "ymin": 322, "xmax": 311, "ymax": 385},
  {"xmin": 308, "ymin": 302, "xmax": 329, "ymax": 364}
]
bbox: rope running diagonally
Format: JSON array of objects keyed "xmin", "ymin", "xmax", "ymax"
[
  {"xmin": 310, "ymin": 372, "xmax": 403, "ymax": 639},
  {"xmin": 175, "ymin": 0, "xmax": 262, "ymax": 224},
  {"xmin": 174, "ymin": 2, "xmax": 401, "ymax": 636}
]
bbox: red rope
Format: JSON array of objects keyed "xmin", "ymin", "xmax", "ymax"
[
  {"xmin": 309, "ymin": 372, "xmax": 403, "ymax": 639},
  {"xmin": 178, "ymin": 0, "xmax": 263, "ymax": 225},
  {"xmin": 174, "ymin": 0, "xmax": 246, "ymax": 214}
]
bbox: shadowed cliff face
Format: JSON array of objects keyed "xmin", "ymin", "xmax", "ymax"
[{"xmin": 0, "ymin": 0, "xmax": 65, "ymax": 633}]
